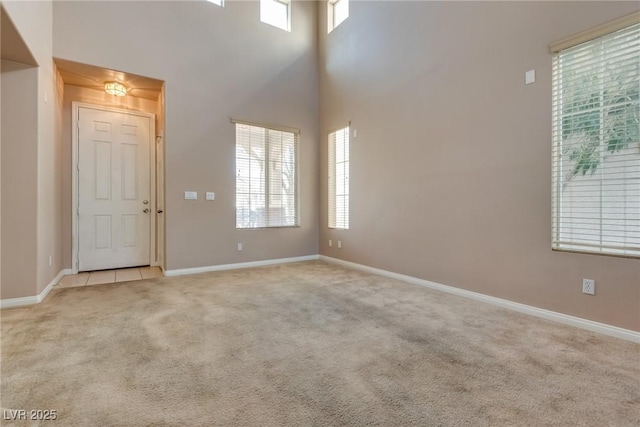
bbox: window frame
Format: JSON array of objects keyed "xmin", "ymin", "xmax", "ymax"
[
  {"xmin": 328, "ymin": 125, "xmax": 350, "ymax": 230},
  {"xmin": 260, "ymin": 0, "xmax": 291, "ymax": 32},
  {"xmin": 234, "ymin": 119, "xmax": 300, "ymax": 230},
  {"xmin": 328, "ymin": 0, "xmax": 349, "ymax": 33},
  {"xmin": 550, "ymin": 16, "xmax": 640, "ymax": 259}
]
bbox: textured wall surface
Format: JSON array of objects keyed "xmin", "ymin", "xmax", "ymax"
[
  {"xmin": 318, "ymin": 1, "xmax": 640, "ymax": 331},
  {"xmin": 53, "ymin": 1, "xmax": 320, "ymax": 271}
]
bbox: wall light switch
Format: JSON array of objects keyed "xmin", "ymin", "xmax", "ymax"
[
  {"xmin": 525, "ymin": 69, "xmax": 536, "ymax": 85},
  {"xmin": 184, "ymin": 191, "xmax": 198, "ymax": 200},
  {"xmin": 353, "ymin": 129, "xmax": 358, "ymax": 138},
  {"xmin": 206, "ymin": 192, "xmax": 215, "ymax": 201}
]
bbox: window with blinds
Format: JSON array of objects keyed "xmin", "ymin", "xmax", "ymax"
[
  {"xmin": 235, "ymin": 122, "xmax": 299, "ymax": 229},
  {"xmin": 328, "ymin": 126, "xmax": 349, "ymax": 229},
  {"xmin": 552, "ymin": 21, "xmax": 639, "ymax": 258}
]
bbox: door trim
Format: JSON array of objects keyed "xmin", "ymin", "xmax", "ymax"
[{"xmin": 72, "ymin": 102, "xmax": 158, "ymax": 274}]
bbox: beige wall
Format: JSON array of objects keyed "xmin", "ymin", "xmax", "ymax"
[
  {"xmin": 1, "ymin": 0, "xmax": 62, "ymax": 298},
  {"xmin": 53, "ymin": 0, "xmax": 320, "ymax": 271},
  {"xmin": 54, "ymin": 63, "xmax": 65, "ymax": 272},
  {"xmin": 319, "ymin": 1, "xmax": 640, "ymax": 331},
  {"xmin": 0, "ymin": 60, "xmax": 39, "ymax": 299},
  {"xmin": 4, "ymin": 1, "xmax": 637, "ymax": 334},
  {"xmin": 61, "ymin": 85, "xmax": 159, "ymax": 269},
  {"xmin": 35, "ymin": 0, "xmax": 61, "ymax": 294},
  {"xmin": 0, "ymin": 67, "xmax": 1, "ymax": 296}
]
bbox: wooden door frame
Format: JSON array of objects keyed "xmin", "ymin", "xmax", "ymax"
[{"xmin": 71, "ymin": 102, "xmax": 159, "ymax": 274}]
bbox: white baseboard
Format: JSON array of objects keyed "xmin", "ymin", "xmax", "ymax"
[
  {"xmin": 320, "ymin": 255, "xmax": 640, "ymax": 343},
  {"xmin": 0, "ymin": 269, "xmax": 69, "ymax": 309},
  {"xmin": 164, "ymin": 255, "xmax": 320, "ymax": 277}
]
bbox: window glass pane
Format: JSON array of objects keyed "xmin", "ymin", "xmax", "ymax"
[
  {"xmin": 261, "ymin": 0, "xmax": 289, "ymax": 32},
  {"xmin": 236, "ymin": 123, "xmax": 298, "ymax": 229},
  {"xmin": 329, "ymin": 126, "xmax": 350, "ymax": 229},
  {"xmin": 334, "ymin": 0, "xmax": 349, "ymax": 28},
  {"xmin": 329, "ymin": 0, "xmax": 349, "ymax": 32},
  {"xmin": 552, "ymin": 23, "xmax": 640, "ymax": 258}
]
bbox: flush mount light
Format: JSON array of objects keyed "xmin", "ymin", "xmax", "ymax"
[{"xmin": 104, "ymin": 81, "xmax": 127, "ymax": 96}]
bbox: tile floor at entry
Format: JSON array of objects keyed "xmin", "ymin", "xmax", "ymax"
[{"xmin": 57, "ymin": 267, "xmax": 163, "ymax": 288}]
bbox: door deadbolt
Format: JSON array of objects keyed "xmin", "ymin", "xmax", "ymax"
[{"xmin": 143, "ymin": 200, "xmax": 149, "ymax": 205}]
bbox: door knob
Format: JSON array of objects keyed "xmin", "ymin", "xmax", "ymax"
[
  {"xmin": 143, "ymin": 208, "xmax": 150, "ymax": 213},
  {"xmin": 157, "ymin": 209, "xmax": 164, "ymax": 214}
]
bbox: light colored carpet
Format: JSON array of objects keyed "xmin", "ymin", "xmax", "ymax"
[{"xmin": 1, "ymin": 261, "xmax": 638, "ymax": 426}]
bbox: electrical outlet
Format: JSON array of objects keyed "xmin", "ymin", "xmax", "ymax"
[
  {"xmin": 237, "ymin": 243, "xmax": 243, "ymax": 252},
  {"xmin": 329, "ymin": 239, "xmax": 332, "ymax": 247},
  {"xmin": 338, "ymin": 240, "xmax": 342, "ymax": 249},
  {"xmin": 582, "ymin": 278, "xmax": 595, "ymax": 295}
]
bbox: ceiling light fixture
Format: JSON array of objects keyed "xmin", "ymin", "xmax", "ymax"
[{"xmin": 104, "ymin": 81, "xmax": 128, "ymax": 96}]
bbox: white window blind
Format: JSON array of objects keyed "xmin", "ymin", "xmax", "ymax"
[
  {"xmin": 235, "ymin": 122, "xmax": 299, "ymax": 229},
  {"xmin": 261, "ymin": 0, "xmax": 290, "ymax": 32},
  {"xmin": 552, "ymin": 22, "xmax": 640, "ymax": 258},
  {"xmin": 328, "ymin": 0, "xmax": 349, "ymax": 33},
  {"xmin": 328, "ymin": 126, "xmax": 349, "ymax": 229}
]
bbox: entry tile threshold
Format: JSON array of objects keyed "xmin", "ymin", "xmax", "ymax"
[
  {"xmin": 140, "ymin": 266, "xmax": 163, "ymax": 279},
  {"xmin": 86, "ymin": 270, "xmax": 115, "ymax": 286},
  {"xmin": 58, "ymin": 273, "xmax": 89, "ymax": 288},
  {"xmin": 56, "ymin": 266, "xmax": 162, "ymax": 289},
  {"xmin": 115, "ymin": 268, "xmax": 142, "ymax": 283}
]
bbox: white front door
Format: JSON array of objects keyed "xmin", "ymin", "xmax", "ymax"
[{"xmin": 78, "ymin": 107, "xmax": 151, "ymax": 271}]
